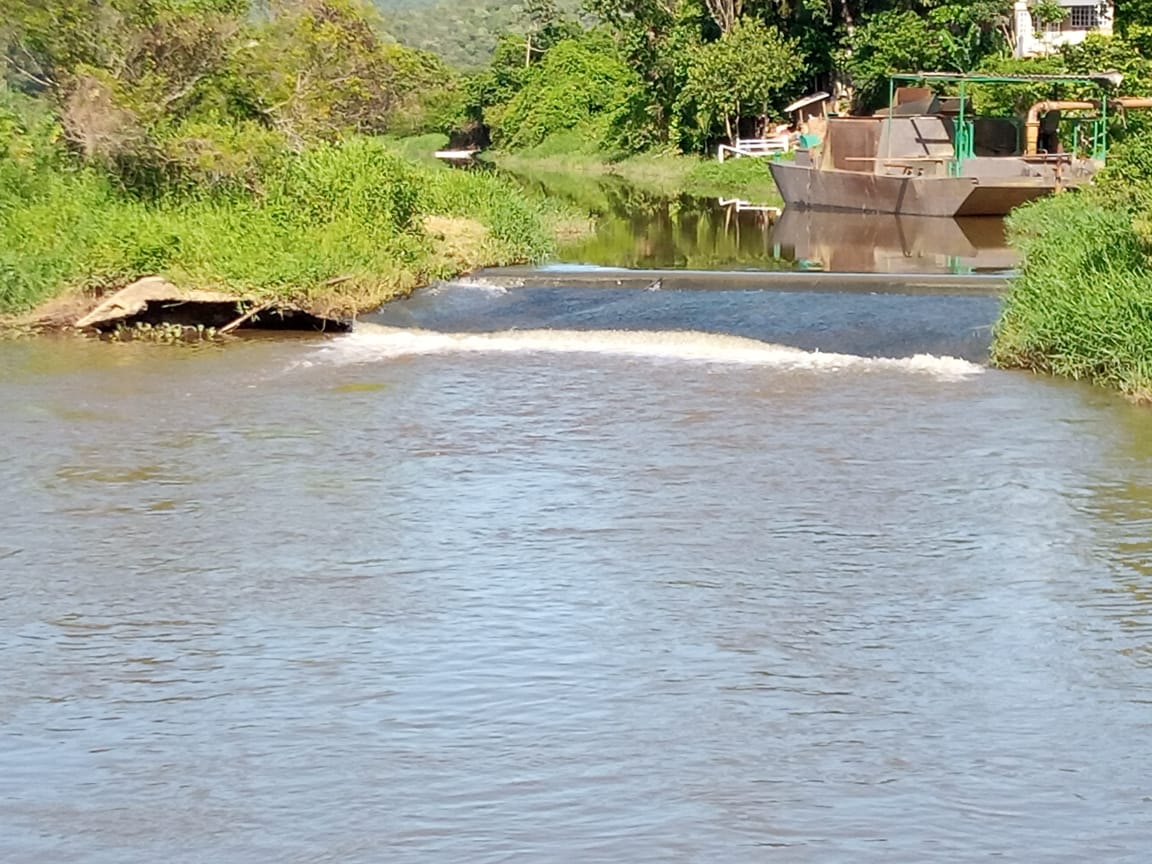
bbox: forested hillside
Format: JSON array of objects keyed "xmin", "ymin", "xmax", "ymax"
[{"xmin": 372, "ymin": 0, "xmax": 583, "ymax": 69}]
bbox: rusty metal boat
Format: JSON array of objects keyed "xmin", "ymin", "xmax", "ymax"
[{"xmin": 770, "ymin": 72, "xmax": 1143, "ymax": 217}]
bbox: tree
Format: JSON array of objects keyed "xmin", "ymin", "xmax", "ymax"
[
  {"xmin": 492, "ymin": 30, "xmax": 645, "ymax": 150},
  {"xmin": 927, "ymin": 2, "xmax": 1012, "ymax": 71},
  {"xmin": 1117, "ymin": 0, "xmax": 1152, "ymax": 35},
  {"xmin": 583, "ymin": 0, "xmax": 708, "ymax": 144},
  {"xmin": 839, "ymin": 3, "xmax": 1012, "ymax": 111},
  {"xmin": 231, "ymin": 0, "xmax": 451, "ymax": 142},
  {"xmin": 462, "ymin": 33, "xmax": 533, "ymax": 132},
  {"xmin": 3, "ymin": 0, "xmax": 462, "ymax": 193},
  {"xmin": 523, "ymin": 0, "xmax": 580, "ymax": 62},
  {"xmin": 683, "ymin": 17, "xmax": 802, "ymax": 141}
]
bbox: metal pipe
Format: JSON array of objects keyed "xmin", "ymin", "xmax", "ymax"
[
  {"xmin": 1114, "ymin": 97, "xmax": 1152, "ymax": 110},
  {"xmin": 1023, "ymin": 97, "xmax": 1152, "ymax": 156},
  {"xmin": 1024, "ymin": 100, "xmax": 1097, "ymax": 154}
]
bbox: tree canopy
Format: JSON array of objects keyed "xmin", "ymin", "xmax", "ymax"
[
  {"xmin": 6, "ymin": 0, "xmax": 1149, "ymax": 163},
  {"xmin": 2, "ymin": 0, "xmax": 461, "ymax": 193}
]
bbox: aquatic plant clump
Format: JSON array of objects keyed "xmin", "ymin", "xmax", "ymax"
[{"xmin": 992, "ymin": 190, "xmax": 1152, "ymax": 400}]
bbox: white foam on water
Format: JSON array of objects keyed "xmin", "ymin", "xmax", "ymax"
[
  {"xmin": 430, "ymin": 276, "xmax": 512, "ymax": 294},
  {"xmin": 320, "ymin": 325, "xmax": 984, "ymax": 380}
]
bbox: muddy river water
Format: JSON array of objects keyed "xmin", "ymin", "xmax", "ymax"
[{"xmin": 3, "ymin": 273, "xmax": 1152, "ymax": 861}]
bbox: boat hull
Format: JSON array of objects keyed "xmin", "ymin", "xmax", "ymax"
[{"xmin": 769, "ymin": 162, "xmax": 1057, "ymax": 217}]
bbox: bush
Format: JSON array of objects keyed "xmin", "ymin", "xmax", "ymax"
[
  {"xmin": 992, "ymin": 190, "xmax": 1152, "ymax": 397},
  {"xmin": 1094, "ymin": 136, "xmax": 1152, "ymax": 212},
  {"xmin": 419, "ymin": 164, "xmax": 553, "ymax": 261},
  {"xmin": 271, "ymin": 138, "xmax": 422, "ymax": 232},
  {"xmin": 492, "ymin": 32, "xmax": 645, "ymax": 151},
  {"xmin": 0, "ymin": 133, "xmax": 553, "ymax": 316}
]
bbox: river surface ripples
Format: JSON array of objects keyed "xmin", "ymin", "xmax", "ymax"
[{"xmin": 3, "ymin": 283, "xmax": 1152, "ymax": 862}]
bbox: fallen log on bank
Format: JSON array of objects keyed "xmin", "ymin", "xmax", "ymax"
[{"xmin": 74, "ymin": 277, "xmax": 351, "ymax": 334}]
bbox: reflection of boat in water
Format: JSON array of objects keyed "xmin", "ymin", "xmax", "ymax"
[
  {"xmin": 770, "ymin": 71, "xmax": 1143, "ymax": 217},
  {"xmin": 768, "ymin": 209, "xmax": 1016, "ymax": 275}
]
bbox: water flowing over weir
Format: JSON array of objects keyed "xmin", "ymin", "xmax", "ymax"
[
  {"xmin": 365, "ymin": 268, "xmax": 1007, "ymax": 363},
  {"xmin": 333, "ymin": 325, "xmax": 985, "ymax": 380}
]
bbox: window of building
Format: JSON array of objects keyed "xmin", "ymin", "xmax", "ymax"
[{"xmin": 1068, "ymin": 5, "xmax": 1100, "ymax": 29}]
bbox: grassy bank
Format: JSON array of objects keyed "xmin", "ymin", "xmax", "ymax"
[
  {"xmin": 992, "ymin": 178, "xmax": 1152, "ymax": 401},
  {"xmin": 489, "ymin": 145, "xmax": 784, "ymax": 202},
  {"xmin": 1, "ymin": 135, "xmax": 572, "ymax": 326}
]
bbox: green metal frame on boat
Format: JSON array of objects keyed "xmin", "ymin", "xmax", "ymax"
[{"xmin": 885, "ymin": 71, "xmax": 1123, "ymax": 171}]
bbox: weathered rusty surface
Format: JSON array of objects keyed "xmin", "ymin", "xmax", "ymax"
[
  {"xmin": 954, "ymin": 183, "xmax": 1054, "ymax": 217},
  {"xmin": 773, "ymin": 111, "xmax": 1091, "ymax": 216},
  {"xmin": 770, "ymin": 161, "xmax": 1064, "ymax": 217},
  {"xmin": 770, "ymin": 162, "xmax": 977, "ymax": 216}
]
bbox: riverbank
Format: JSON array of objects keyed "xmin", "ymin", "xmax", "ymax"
[
  {"xmin": 991, "ymin": 146, "xmax": 1152, "ymax": 403},
  {"xmin": 2, "ymin": 137, "xmax": 586, "ymax": 335},
  {"xmin": 489, "ymin": 149, "xmax": 784, "ymax": 202}
]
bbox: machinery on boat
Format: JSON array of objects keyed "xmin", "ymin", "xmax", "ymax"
[{"xmin": 770, "ymin": 71, "xmax": 1149, "ymax": 217}]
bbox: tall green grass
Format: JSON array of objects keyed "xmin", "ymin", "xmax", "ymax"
[
  {"xmin": 681, "ymin": 156, "xmax": 786, "ymax": 201},
  {"xmin": 1, "ymin": 134, "xmax": 555, "ymax": 317},
  {"xmin": 992, "ymin": 190, "xmax": 1152, "ymax": 398}
]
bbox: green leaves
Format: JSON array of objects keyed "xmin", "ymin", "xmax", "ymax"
[
  {"xmin": 683, "ymin": 17, "xmax": 802, "ymax": 141},
  {"xmin": 841, "ymin": 11, "xmax": 944, "ymax": 111},
  {"xmin": 842, "ymin": 2, "xmax": 1012, "ymax": 111},
  {"xmin": 994, "ymin": 190, "xmax": 1152, "ymax": 396},
  {"xmin": 4, "ymin": 0, "xmax": 467, "ymax": 194},
  {"xmin": 491, "ymin": 31, "xmax": 646, "ymax": 152}
]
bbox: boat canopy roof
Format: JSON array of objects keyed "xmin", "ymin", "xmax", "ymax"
[
  {"xmin": 784, "ymin": 92, "xmax": 831, "ymax": 113},
  {"xmin": 892, "ymin": 71, "xmax": 1124, "ymax": 87}
]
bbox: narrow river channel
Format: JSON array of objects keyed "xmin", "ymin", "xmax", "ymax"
[
  {"xmin": 3, "ymin": 217, "xmax": 1152, "ymax": 861},
  {"xmin": 523, "ymin": 176, "xmax": 1017, "ymax": 275}
]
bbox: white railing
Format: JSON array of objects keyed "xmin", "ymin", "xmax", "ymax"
[{"xmin": 717, "ymin": 136, "xmax": 791, "ymax": 161}]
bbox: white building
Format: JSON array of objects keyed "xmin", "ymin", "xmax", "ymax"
[{"xmin": 1013, "ymin": 1, "xmax": 1114, "ymax": 57}]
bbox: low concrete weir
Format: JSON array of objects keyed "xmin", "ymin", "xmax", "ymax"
[
  {"xmin": 366, "ymin": 269, "xmax": 1006, "ymax": 363},
  {"xmin": 475, "ymin": 266, "xmax": 1010, "ymax": 296}
]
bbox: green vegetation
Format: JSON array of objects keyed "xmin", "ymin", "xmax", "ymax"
[
  {"xmin": 453, "ymin": 1, "xmax": 1037, "ymax": 156},
  {"xmin": 491, "ymin": 149, "xmax": 782, "ymax": 201},
  {"xmin": 491, "ymin": 31, "xmax": 643, "ymax": 151},
  {"xmin": 0, "ymin": 114, "xmax": 554, "ymax": 317},
  {"xmin": 7, "ymin": 0, "xmax": 1152, "ymax": 388},
  {"xmin": 0, "ymin": 0, "xmax": 561, "ymax": 322},
  {"xmin": 993, "ymin": 142, "xmax": 1152, "ymax": 400},
  {"xmin": 372, "ymin": 0, "xmax": 583, "ymax": 71},
  {"xmin": 978, "ymin": 22, "xmax": 1152, "ymax": 399},
  {"xmin": 443, "ymin": 2, "xmax": 1152, "ymax": 203}
]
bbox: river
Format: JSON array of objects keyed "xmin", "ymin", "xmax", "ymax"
[
  {"xmin": 3, "ymin": 217, "xmax": 1152, "ymax": 861},
  {"xmin": 526, "ymin": 176, "xmax": 1017, "ymax": 275}
]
